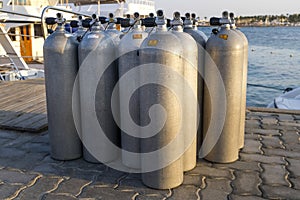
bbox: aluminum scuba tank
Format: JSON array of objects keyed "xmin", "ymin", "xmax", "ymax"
[
  {"xmin": 105, "ymin": 13, "xmax": 122, "ymax": 45},
  {"xmin": 118, "ymin": 12, "xmax": 148, "ymax": 169},
  {"xmin": 230, "ymin": 12, "xmax": 249, "ymax": 149},
  {"xmin": 183, "ymin": 13, "xmax": 208, "ymax": 157},
  {"xmin": 171, "ymin": 12, "xmax": 198, "ymax": 172},
  {"xmin": 203, "ymin": 11, "xmax": 244, "ymax": 163},
  {"xmin": 140, "ymin": 10, "xmax": 184, "ymax": 189},
  {"xmin": 183, "ymin": 13, "xmax": 207, "ymax": 47},
  {"xmin": 70, "ymin": 16, "xmax": 87, "ymax": 42},
  {"xmin": 78, "ymin": 14, "xmax": 120, "ymax": 163},
  {"xmin": 43, "ymin": 13, "xmax": 82, "ymax": 160}
]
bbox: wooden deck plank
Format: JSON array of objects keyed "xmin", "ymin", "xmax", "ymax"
[
  {"xmin": 0, "ymin": 79, "xmax": 47, "ymax": 132},
  {"xmin": 2, "ymin": 92, "xmax": 45, "ymax": 112},
  {"xmin": 0, "ymin": 84, "xmax": 35, "ymax": 103},
  {"xmin": 0, "ymin": 86, "xmax": 43, "ymax": 108}
]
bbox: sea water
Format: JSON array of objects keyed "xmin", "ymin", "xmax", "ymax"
[{"xmin": 200, "ymin": 26, "xmax": 300, "ymax": 107}]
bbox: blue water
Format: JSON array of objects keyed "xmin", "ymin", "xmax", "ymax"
[{"xmin": 199, "ymin": 27, "xmax": 300, "ymax": 107}]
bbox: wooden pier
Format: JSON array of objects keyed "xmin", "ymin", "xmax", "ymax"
[{"xmin": 0, "ymin": 79, "xmax": 47, "ymax": 132}]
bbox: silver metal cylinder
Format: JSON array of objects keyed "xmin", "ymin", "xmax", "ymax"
[
  {"xmin": 232, "ymin": 27, "xmax": 248, "ymax": 149},
  {"xmin": 172, "ymin": 24, "xmax": 198, "ymax": 172},
  {"xmin": 44, "ymin": 26, "xmax": 82, "ymax": 160},
  {"xmin": 118, "ymin": 25, "xmax": 148, "ymax": 169},
  {"xmin": 183, "ymin": 21, "xmax": 208, "ymax": 157},
  {"xmin": 78, "ymin": 23, "xmax": 120, "ymax": 164},
  {"xmin": 140, "ymin": 24, "xmax": 184, "ymax": 189},
  {"xmin": 203, "ymin": 25, "xmax": 244, "ymax": 163}
]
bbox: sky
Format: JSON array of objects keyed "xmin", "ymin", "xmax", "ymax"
[{"xmin": 155, "ymin": 0, "xmax": 300, "ymax": 19}]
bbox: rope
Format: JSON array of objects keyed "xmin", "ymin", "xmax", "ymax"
[{"xmin": 247, "ymin": 83, "xmax": 284, "ymax": 91}]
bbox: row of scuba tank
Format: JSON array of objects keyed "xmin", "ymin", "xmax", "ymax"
[{"xmin": 44, "ymin": 10, "xmax": 248, "ymax": 190}]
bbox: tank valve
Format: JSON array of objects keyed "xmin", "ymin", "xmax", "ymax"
[
  {"xmin": 155, "ymin": 9, "xmax": 167, "ymax": 26},
  {"xmin": 56, "ymin": 13, "xmax": 66, "ymax": 26}
]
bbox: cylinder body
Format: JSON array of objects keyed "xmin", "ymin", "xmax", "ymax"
[
  {"xmin": 183, "ymin": 26, "xmax": 207, "ymax": 156},
  {"xmin": 118, "ymin": 26, "xmax": 148, "ymax": 169},
  {"xmin": 140, "ymin": 27, "xmax": 184, "ymax": 189},
  {"xmin": 44, "ymin": 27, "xmax": 82, "ymax": 160},
  {"xmin": 203, "ymin": 26, "xmax": 244, "ymax": 163},
  {"xmin": 233, "ymin": 28, "xmax": 248, "ymax": 149},
  {"xmin": 172, "ymin": 27, "xmax": 198, "ymax": 172},
  {"xmin": 78, "ymin": 27, "xmax": 120, "ymax": 163}
]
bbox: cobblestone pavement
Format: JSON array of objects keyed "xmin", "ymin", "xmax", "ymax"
[{"xmin": 0, "ymin": 109, "xmax": 299, "ymax": 200}]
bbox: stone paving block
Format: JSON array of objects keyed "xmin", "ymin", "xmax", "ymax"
[
  {"xmin": 278, "ymin": 114, "xmax": 295, "ymax": 122},
  {"xmin": 250, "ymin": 112, "xmax": 275, "ymax": 118},
  {"xmin": 59, "ymin": 159, "xmax": 107, "ymax": 173},
  {"xmin": 240, "ymin": 153, "xmax": 285, "ymax": 165},
  {"xmin": 286, "ymin": 158, "xmax": 300, "ymax": 177},
  {"xmin": 244, "ymin": 133, "xmax": 260, "ymax": 140},
  {"xmin": 213, "ymin": 161, "xmax": 260, "ymax": 172},
  {"xmin": 0, "ymin": 138, "xmax": 10, "ymax": 146},
  {"xmin": 94, "ymin": 173, "xmax": 128, "ymax": 188},
  {"xmin": 5, "ymin": 152, "xmax": 48, "ymax": 171},
  {"xmin": 245, "ymin": 120, "xmax": 261, "ymax": 128},
  {"xmin": 182, "ymin": 174, "xmax": 204, "ymax": 186},
  {"xmin": 262, "ymin": 148, "xmax": 300, "ymax": 159},
  {"xmin": 3, "ymin": 134, "xmax": 35, "ymax": 148},
  {"xmin": 245, "ymin": 113, "xmax": 261, "ymax": 120},
  {"xmin": 0, "ymin": 168, "xmax": 38, "ymax": 184},
  {"xmin": 196, "ymin": 159, "xmax": 213, "ymax": 167},
  {"xmin": 200, "ymin": 178, "xmax": 232, "ymax": 200},
  {"xmin": 118, "ymin": 178, "xmax": 170, "ymax": 199},
  {"xmin": 261, "ymin": 118, "xmax": 278, "ymax": 125},
  {"xmin": 53, "ymin": 178, "xmax": 92, "ymax": 196},
  {"xmin": 232, "ymin": 171, "xmax": 262, "ymax": 196},
  {"xmin": 186, "ymin": 165, "xmax": 233, "ymax": 179},
  {"xmin": 0, "ymin": 158, "xmax": 29, "ymax": 171},
  {"xmin": 19, "ymin": 142, "xmax": 50, "ymax": 153},
  {"xmin": 261, "ymin": 185, "xmax": 300, "ymax": 200},
  {"xmin": 79, "ymin": 185, "xmax": 136, "ymax": 199},
  {"xmin": 40, "ymin": 155, "xmax": 64, "ymax": 165},
  {"xmin": 241, "ymin": 139, "xmax": 262, "ymax": 154},
  {"xmin": 260, "ymin": 124, "xmax": 282, "ymax": 131},
  {"xmin": 261, "ymin": 164, "xmax": 290, "ymax": 186},
  {"xmin": 34, "ymin": 163, "xmax": 62, "ymax": 175},
  {"xmin": 43, "ymin": 193, "xmax": 77, "ymax": 200},
  {"xmin": 0, "ymin": 130, "xmax": 20, "ymax": 139},
  {"xmin": 170, "ymin": 185, "xmax": 199, "ymax": 200},
  {"xmin": 230, "ymin": 194, "xmax": 266, "ymax": 200},
  {"xmin": 290, "ymin": 178, "xmax": 300, "ymax": 190},
  {"xmin": 279, "ymin": 122, "xmax": 300, "ymax": 128},
  {"xmin": 281, "ymin": 130, "xmax": 300, "ymax": 144},
  {"xmin": 31, "ymin": 132, "xmax": 49, "ymax": 143},
  {"xmin": 261, "ymin": 136, "xmax": 284, "ymax": 149},
  {"xmin": 284, "ymin": 143, "xmax": 300, "ymax": 152},
  {"xmin": 250, "ymin": 128, "xmax": 281, "ymax": 137},
  {"xmin": 16, "ymin": 176, "xmax": 63, "ymax": 200},
  {"xmin": 0, "ymin": 147, "xmax": 26, "ymax": 158},
  {"xmin": 56, "ymin": 167, "xmax": 100, "ymax": 181},
  {"xmin": 0, "ymin": 183, "xmax": 22, "ymax": 199}
]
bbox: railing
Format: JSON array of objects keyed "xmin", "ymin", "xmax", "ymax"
[{"xmin": 40, "ymin": 6, "xmax": 91, "ymax": 39}]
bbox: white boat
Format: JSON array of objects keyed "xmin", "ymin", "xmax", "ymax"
[
  {"xmin": 268, "ymin": 87, "xmax": 300, "ymax": 110},
  {"xmin": 0, "ymin": 0, "xmax": 155, "ymax": 81}
]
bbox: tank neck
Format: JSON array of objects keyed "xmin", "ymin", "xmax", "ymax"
[
  {"xmin": 107, "ymin": 23, "xmax": 116, "ymax": 30},
  {"xmin": 133, "ymin": 25, "xmax": 142, "ymax": 31},
  {"xmin": 220, "ymin": 24, "xmax": 231, "ymax": 30},
  {"xmin": 55, "ymin": 25, "xmax": 65, "ymax": 32},
  {"xmin": 156, "ymin": 25, "xmax": 168, "ymax": 32},
  {"xmin": 172, "ymin": 25, "xmax": 183, "ymax": 32},
  {"xmin": 91, "ymin": 23, "xmax": 102, "ymax": 32}
]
